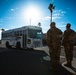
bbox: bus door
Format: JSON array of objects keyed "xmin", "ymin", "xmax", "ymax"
[
  {"xmin": 22, "ymin": 34, "xmax": 26, "ymax": 48},
  {"xmin": 10, "ymin": 32, "xmax": 16, "ymax": 45},
  {"xmin": 10, "ymin": 37, "xmax": 16, "ymax": 45}
]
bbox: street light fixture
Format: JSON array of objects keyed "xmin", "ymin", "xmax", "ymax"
[
  {"xmin": 48, "ymin": 4, "xmax": 55, "ymax": 23},
  {"xmin": 1, "ymin": 29, "xmax": 5, "ymax": 32},
  {"xmin": 38, "ymin": 22, "xmax": 41, "ymax": 27}
]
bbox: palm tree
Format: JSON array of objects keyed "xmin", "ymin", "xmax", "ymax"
[{"xmin": 48, "ymin": 4, "xmax": 55, "ymax": 23}]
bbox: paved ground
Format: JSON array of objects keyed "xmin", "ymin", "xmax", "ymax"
[{"xmin": 0, "ymin": 47, "xmax": 73, "ymax": 75}]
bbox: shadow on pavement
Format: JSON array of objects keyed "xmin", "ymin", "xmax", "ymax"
[
  {"xmin": 69, "ymin": 66, "xmax": 76, "ymax": 73},
  {"xmin": 0, "ymin": 48, "xmax": 73, "ymax": 75}
]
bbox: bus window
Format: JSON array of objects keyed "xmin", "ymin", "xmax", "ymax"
[
  {"xmin": 28, "ymin": 29, "xmax": 42, "ymax": 39},
  {"xmin": 20, "ymin": 30, "xmax": 22, "ymax": 36}
]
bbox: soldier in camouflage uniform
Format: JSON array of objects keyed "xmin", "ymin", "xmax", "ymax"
[
  {"xmin": 47, "ymin": 22, "xmax": 62, "ymax": 71},
  {"xmin": 62, "ymin": 23, "xmax": 75, "ymax": 67}
]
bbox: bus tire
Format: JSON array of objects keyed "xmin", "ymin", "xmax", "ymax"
[
  {"xmin": 16, "ymin": 42, "xmax": 21, "ymax": 49},
  {"xmin": 6, "ymin": 42, "xmax": 10, "ymax": 48}
]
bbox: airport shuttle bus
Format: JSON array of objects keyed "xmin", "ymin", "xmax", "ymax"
[{"xmin": 1, "ymin": 26, "xmax": 43, "ymax": 49}]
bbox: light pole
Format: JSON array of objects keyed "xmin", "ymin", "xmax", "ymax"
[
  {"xmin": 38, "ymin": 22, "xmax": 41, "ymax": 27},
  {"xmin": 1, "ymin": 29, "xmax": 5, "ymax": 32},
  {"xmin": 48, "ymin": 4, "xmax": 55, "ymax": 23}
]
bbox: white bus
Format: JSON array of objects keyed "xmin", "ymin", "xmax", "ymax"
[{"xmin": 1, "ymin": 26, "xmax": 43, "ymax": 49}]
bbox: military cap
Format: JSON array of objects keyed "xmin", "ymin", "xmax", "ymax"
[
  {"xmin": 51, "ymin": 22, "xmax": 55, "ymax": 25},
  {"xmin": 66, "ymin": 23, "xmax": 71, "ymax": 28}
]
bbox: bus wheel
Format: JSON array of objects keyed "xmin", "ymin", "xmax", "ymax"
[
  {"xmin": 6, "ymin": 42, "xmax": 10, "ymax": 48},
  {"xmin": 16, "ymin": 42, "xmax": 21, "ymax": 49}
]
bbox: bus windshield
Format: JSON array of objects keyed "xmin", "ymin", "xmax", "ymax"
[{"xmin": 28, "ymin": 29, "xmax": 42, "ymax": 39}]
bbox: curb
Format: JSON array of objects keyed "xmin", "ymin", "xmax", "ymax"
[{"xmin": 62, "ymin": 59, "xmax": 76, "ymax": 75}]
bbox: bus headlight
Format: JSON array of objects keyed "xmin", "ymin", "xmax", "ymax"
[{"xmin": 27, "ymin": 39, "xmax": 31, "ymax": 44}]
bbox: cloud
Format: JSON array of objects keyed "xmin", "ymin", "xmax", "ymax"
[
  {"xmin": 61, "ymin": 11, "xmax": 66, "ymax": 14},
  {"xmin": 8, "ymin": 7, "xmax": 19, "ymax": 13},
  {"xmin": 52, "ymin": 16, "xmax": 61, "ymax": 20},
  {"xmin": 53, "ymin": 10, "xmax": 66, "ymax": 20},
  {"xmin": 16, "ymin": 7, "xmax": 18, "ymax": 9},
  {"xmin": 54, "ymin": 10, "xmax": 66, "ymax": 14},
  {"xmin": 42, "ymin": 10, "xmax": 66, "ymax": 21},
  {"xmin": 57, "ymin": 22, "xmax": 66, "ymax": 27},
  {"xmin": 53, "ymin": 13, "xmax": 60, "ymax": 16},
  {"xmin": 9, "ymin": 7, "xmax": 18, "ymax": 12},
  {"xmin": 11, "ymin": 9, "xmax": 15, "ymax": 11},
  {"xmin": 42, "ymin": 16, "xmax": 50, "ymax": 21}
]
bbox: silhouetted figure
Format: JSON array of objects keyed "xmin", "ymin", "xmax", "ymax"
[
  {"xmin": 62, "ymin": 23, "xmax": 75, "ymax": 67},
  {"xmin": 47, "ymin": 22, "xmax": 62, "ymax": 71}
]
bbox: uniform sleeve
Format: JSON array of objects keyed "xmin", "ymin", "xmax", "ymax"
[
  {"xmin": 58, "ymin": 29, "xmax": 63, "ymax": 41},
  {"xmin": 59, "ymin": 29, "xmax": 63, "ymax": 35},
  {"xmin": 62, "ymin": 31, "xmax": 66, "ymax": 46},
  {"xmin": 46, "ymin": 29, "xmax": 51, "ymax": 47},
  {"xmin": 69, "ymin": 30, "xmax": 75, "ymax": 41}
]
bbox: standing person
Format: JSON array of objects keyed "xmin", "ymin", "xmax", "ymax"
[
  {"xmin": 62, "ymin": 23, "xmax": 75, "ymax": 67},
  {"xmin": 47, "ymin": 22, "xmax": 62, "ymax": 71}
]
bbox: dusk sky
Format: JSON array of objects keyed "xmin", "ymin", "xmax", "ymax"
[{"xmin": 0, "ymin": 0, "xmax": 76, "ymax": 39}]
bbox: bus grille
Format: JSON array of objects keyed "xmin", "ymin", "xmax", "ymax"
[{"xmin": 33, "ymin": 41, "xmax": 40, "ymax": 45}]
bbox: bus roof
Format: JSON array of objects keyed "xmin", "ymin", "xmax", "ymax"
[{"xmin": 2, "ymin": 26, "xmax": 42, "ymax": 33}]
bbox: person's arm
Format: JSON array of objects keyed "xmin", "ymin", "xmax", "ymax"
[
  {"xmin": 62, "ymin": 31, "xmax": 66, "ymax": 46},
  {"xmin": 46, "ymin": 29, "xmax": 51, "ymax": 47}
]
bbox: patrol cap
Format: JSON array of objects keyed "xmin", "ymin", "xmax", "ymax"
[
  {"xmin": 66, "ymin": 23, "xmax": 71, "ymax": 28},
  {"xmin": 51, "ymin": 22, "xmax": 55, "ymax": 25},
  {"xmin": 50, "ymin": 22, "xmax": 56, "ymax": 26}
]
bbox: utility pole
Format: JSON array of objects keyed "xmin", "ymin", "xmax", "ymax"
[
  {"xmin": 48, "ymin": 3, "xmax": 55, "ymax": 23},
  {"xmin": 30, "ymin": 19, "xmax": 31, "ymax": 25}
]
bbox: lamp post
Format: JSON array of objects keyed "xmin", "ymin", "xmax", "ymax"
[
  {"xmin": 1, "ymin": 29, "xmax": 5, "ymax": 32},
  {"xmin": 48, "ymin": 4, "xmax": 55, "ymax": 23},
  {"xmin": 38, "ymin": 22, "xmax": 41, "ymax": 27}
]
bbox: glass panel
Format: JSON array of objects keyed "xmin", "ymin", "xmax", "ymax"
[{"xmin": 28, "ymin": 29, "xmax": 42, "ymax": 39}]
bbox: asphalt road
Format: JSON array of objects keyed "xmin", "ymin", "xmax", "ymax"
[
  {"xmin": 0, "ymin": 47, "xmax": 73, "ymax": 75},
  {"xmin": 35, "ymin": 46, "xmax": 76, "ymax": 58}
]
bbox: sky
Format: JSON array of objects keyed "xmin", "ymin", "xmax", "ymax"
[{"xmin": 0, "ymin": 0, "xmax": 76, "ymax": 39}]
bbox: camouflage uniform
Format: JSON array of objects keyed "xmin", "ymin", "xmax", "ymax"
[
  {"xmin": 62, "ymin": 29, "xmax": 75, "ymax": 65},
  {"xmin": 47, "ymin": 27, "xmax": 62, "ymax": 71}
]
